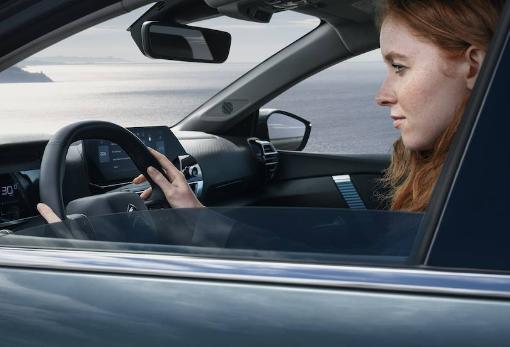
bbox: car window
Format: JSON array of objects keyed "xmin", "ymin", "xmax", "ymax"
[
  {"xmin": 265, "ymin": 51, "xmax": 399, "ymax": 154},
  {"xmin": 6, "ymin": 207, "xmax": 423, "ymax": 265},
  {"xmin": 0, "ymin": 8, "xmax": 318, "ymax": 136},
  {"xmin": 0, "ymin": 6, "xmax": 425, "ymax": 268}
]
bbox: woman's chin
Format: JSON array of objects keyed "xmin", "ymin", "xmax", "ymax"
[{"xmin": 402, "ymin": 136, "xmax": 434, "ymax": 152}]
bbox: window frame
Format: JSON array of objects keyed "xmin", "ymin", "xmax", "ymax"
[{"xmin": 410, "ymin": 0, "xmax": 510, "ymax": 272}]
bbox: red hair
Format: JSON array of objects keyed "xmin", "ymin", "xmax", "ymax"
[{"xmin": 376, "ymin": 0, "xmax": 505, "ymax": 211}]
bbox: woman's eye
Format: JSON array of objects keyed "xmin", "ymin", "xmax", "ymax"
[{"xmin": 392, "ymin": 63, "xmax": 407, "ymax": 74}]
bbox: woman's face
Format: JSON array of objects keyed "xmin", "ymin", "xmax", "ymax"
[{"xmin": 376, "ymin": 16, "xmax": 469, "ymax": 151}]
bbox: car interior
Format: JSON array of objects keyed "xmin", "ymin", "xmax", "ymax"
[{"xmin": 0, "ymin": 0, "xmax": 420, "ymax": 261}]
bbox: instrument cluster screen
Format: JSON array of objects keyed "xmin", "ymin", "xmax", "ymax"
[
  {"xmin": 0, "ymin": 171, "xmax": 40, "ymax": 224},
  {"xmin": 84, "ymin": 126, "xmax": 187, "ymax": 185},
  {"xmin": 0, "ymin": 174, "xmax": 20, "ymax": 222}
]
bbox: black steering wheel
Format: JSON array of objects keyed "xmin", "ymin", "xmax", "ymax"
[{"xmin": 39, "ymin": 121, "xmax": 167, "ymax": 220}]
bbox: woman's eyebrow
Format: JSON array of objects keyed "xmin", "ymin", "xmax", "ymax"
[{"xmin": 383, "ymin": 51, "xmax": 409, "ymax": 62}]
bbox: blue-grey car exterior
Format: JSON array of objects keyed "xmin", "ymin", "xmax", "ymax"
[
  {"xmin": 1, "ymin": 0, "xmax": 510, "ymax": 346},
  {"xmin": 0, "ymin": 248, "xmax": 510, "ymax": 346}
]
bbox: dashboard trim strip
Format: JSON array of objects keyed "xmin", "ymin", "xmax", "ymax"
[{"xmin": 0, "ymin": 247, "xmax": 508, "ymax": 298}]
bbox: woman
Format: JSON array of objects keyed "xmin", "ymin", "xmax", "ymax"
[
  {"xmin": 37, "ymin": 0, "xmax": 505, "ymax": 222},
  {"xmin": 376, "ymin": 0, "xmax": 504, "ymax": 211}
]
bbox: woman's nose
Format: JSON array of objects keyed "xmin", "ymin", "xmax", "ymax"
[{"xmin": 375, "ymin": 80, "xmax": 397, "ymax": 106}]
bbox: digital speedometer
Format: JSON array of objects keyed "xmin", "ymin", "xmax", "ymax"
[{"xmin": 83, "ymin": 126, "xmax": 187, "ymax": 186}]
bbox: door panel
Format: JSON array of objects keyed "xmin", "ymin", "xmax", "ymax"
[
  {"xmin": 1, "ymin": 266, "xmax": 509, "ymax": 347},
  {"xmin": 276, "ymin": 151, "xmax": 389, "ymax": 180},
  {"xmin": 258, "ymin": 151, "xmax": 390, "ymax": 209},
  {"xmin": 253, "ymin": 176, "xmax": 349, "ymax": 208}
]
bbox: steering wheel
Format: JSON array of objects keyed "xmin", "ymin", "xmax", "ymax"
[{"xmin": 39, "ymin": 121, "xmax": 167, "ymax": 220}]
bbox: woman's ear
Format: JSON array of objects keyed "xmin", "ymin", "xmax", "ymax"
[{"xmin": 465, "ymin": 46, "xmax": 486, "ymax": 90}]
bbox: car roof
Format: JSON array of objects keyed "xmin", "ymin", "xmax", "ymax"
[{"xmin": 0, "ymin": 0, "xmax": 121, "ymax": 57}]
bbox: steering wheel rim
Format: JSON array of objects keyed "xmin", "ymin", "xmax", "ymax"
[{"xmin": 39, "ymin": 120, "xmax": 166, "ymax": 220}]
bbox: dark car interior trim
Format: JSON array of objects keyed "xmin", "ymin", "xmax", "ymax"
[{"xmin": 275, "ymin": 151, "xmax": 389, "ymax": 180}]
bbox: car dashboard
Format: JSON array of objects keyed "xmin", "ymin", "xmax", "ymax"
[{"xmin": 0, "ymin": 126, "xmax": 260, "ymax": 229}]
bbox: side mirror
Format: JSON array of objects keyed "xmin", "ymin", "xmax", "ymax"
[
  {"xmin": 257, "ymin": 109, "xmax": 312, "ymax": 151},
  {"xmin": 140, "ymin": 21, "xmax": 231, "ymax": 63}
]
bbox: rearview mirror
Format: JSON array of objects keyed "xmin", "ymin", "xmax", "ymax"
[
  {"xmin": 140, "ymin": 21, "xmax": 231, "ymax": 63},
  {"xmin": 257, "ymin": 109, "xmax": 312, "ymax": 151}
]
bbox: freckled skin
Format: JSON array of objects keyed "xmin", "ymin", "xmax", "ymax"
[{"xmin": 376, "ymin": 17, "xmax": 470, "ymax": 151}]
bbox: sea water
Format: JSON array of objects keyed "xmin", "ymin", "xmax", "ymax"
[{"xmin": 0, "ymin": 62, "xmax": 398, "ymax": 154}]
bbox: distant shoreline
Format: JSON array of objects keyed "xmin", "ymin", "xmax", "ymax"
[{"xmin": 0, "ymin": 66, "xmax": 52, "ymax": 83}]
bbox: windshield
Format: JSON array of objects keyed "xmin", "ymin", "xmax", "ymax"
[{"xmin": 0, "ymin": 6, "xmax": 319, "ymax": 136}]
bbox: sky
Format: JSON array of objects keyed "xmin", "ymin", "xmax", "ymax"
[{"xmin": 32, "ymin": 3, "xmax": 382, "ymax": 64}]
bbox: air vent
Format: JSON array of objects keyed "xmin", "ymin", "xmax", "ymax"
[
  {"xmin": 262, "ymin": 144, "xmax": 274, "ymax": 152},
  {"xmin": 248, "ymin": 138, "xmax": 279, "ymax": 182},
  {"xmin": 176, "ymin": 154, "xmax": 204, "ymax": 198},
  {"xmin": 264, "ymin": 0, "xmax": 316, "ymax": 10}
]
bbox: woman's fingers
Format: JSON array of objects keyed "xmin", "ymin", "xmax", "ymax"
[
  {"xmin": 139, "ymin": 187, "xmax": 152, "ymax": 200},
  {"xmin": 133, "ymin": 149, "xmax": 179, "ymax": 200},
  {"xmin": 143, "ymin": 148, "xmax": 204, "ymax": 209},
  {"xmin": 148, "ymin": 148, "xmax": 183, "ymax": 183},
  {"xmin": 147, "ymin": 166, "xmax": 175, "ymax": 194},
  {"xmin": 37, "ymin": 203, "xmax": 62, "ymax": 224},
  {"xmin": 132, "ymin": 174, "xmax": 146, "ymax": 184}
]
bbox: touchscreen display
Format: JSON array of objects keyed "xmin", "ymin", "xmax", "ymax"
[{"xmin": 84, "ymin": 126, "xmax": 187, "ymax": 185}]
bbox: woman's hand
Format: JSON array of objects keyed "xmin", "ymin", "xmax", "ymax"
[
  {"xmin": 37, "ymin": 202, "xmax": 62, "ymax": 224},
  {"xmin": 133, "ymin": 148, "xmax": 204, "ymax": 209},
  {"xmin": 38, "ymin": 147, "xmax": 204, "ymax": 224}
]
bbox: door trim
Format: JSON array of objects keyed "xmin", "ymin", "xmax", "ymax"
[{"xmin": 0, "ymin": 246, "xmax": 509, "ymax": 299}]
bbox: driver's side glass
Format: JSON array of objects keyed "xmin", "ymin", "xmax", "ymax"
[
  {"xmin": 0, "ymin": 6, "xmax": 424, "ymax": 267},
  {"xmin": 7, "ymin": 207, "xmax": 423, "ymax": 265}
]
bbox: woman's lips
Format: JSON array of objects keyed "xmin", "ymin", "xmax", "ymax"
[{"xmin": 391, "ymin": 116, "xmax": 405, "ymax": 129}]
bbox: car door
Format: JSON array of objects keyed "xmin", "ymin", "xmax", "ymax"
[
  {"xmin": 1, "ymin": 2, "xmax": 510, "ymax": 347},
  {"xmin": 0, "ymin": 244, "xmax": 509, "ymax": 347},
  {"xmin": 0, "ymin": 9, "xmax": 509, "ymax": 345}
]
